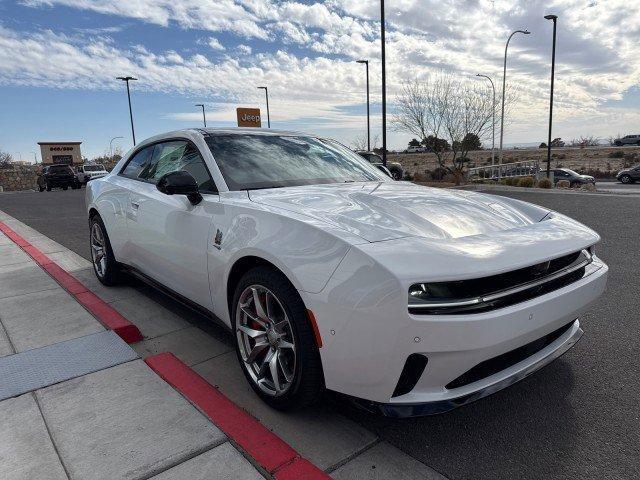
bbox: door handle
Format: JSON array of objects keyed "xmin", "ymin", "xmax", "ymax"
[{"xmin": 131, "ymin": 201, "xmax": 139, "ymax": 210}]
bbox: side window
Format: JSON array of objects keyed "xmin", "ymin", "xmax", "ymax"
[
  {"xmin": 140, "ymin": 140, "xmax": 217, "ymax": 192},
  {"xmin": 121, "ymin": 146, "xmax": 154, "ymax": 179}
]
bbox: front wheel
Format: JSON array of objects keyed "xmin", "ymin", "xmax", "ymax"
[
  {"xmin": 390, "ymin": 167, "xmax": 403, "ymax": 181},
  {"xmin": 89, "ymin": 215, "xmax": 122, "ymax": 286},
  {"xmin": 620, "ymin": 175, "xmax": 631, "ymax": 184},
  {"xmin": 232, "ymin": 267, "xmax": 324, "ymax": 410}
]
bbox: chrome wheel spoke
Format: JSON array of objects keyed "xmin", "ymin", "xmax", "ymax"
[
  {"xmin": 273, "ymin": 320, "xmax": 288, "ymax": 334},
  {"xmin": 240, "ymin": 305, "xmax": 269, "ymax": 329},
  {"xmin": 245, "ymin": 341, "xmax": 269, "ymax": 363},
  {"xmin": 237, "ymin": 324, "xmax": 266, "ymax": 340},
  {"xmin": 279, "ymin": 340, "xmax": 295, "ymax": 351},
  {"xmin": 251, "ymin": 287, "xmax": 268, "ymax": 321},
  {"xmin": 278, "ymin": 351, "xmax": 293, "ymax": 383},
  {"xmin": 269, "ymin": 350, "xmax": 282, "ymax": 393}
]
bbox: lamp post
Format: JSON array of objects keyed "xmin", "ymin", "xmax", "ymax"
[
  {"xmin": 544, "ymin": 14, "xmax": 558, "ymax": 178},
  {"xmin": 476, "ymin": 74, "xmax": 496, "ymax": 175},
  {"xmin": 109, "ymin": 136, "xmax": 123, "ymax": 157},
  {"xmin": 116, "ymin": 76, "xmax": 138, "ymax": 145},
  {"xmin": 195, "ymin": 104, "xmax": 207, "ymax": 127},
  {"xmin": 499, "ymin": 30, "xmax": 530, "ymax": 174},
  {"xmin": 356, "ymin": 60, "xmax": 371, "ymax": 151},
  {"xmin": 257, "ymin": 86, "xmax": 270, "ymax": 127},
  {"xmin": 29, "ymin": 151, "xmax": 37, "ymax": 164},
  {"xmin": 380, "ymin": 0, "xmax": 387, "ymax": 166}
]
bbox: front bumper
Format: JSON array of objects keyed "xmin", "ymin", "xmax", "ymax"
[{"xmin": 307, "ymin": 255, "xmax": 608, "ymax": 414}]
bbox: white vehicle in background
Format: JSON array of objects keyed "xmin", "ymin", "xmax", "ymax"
[
  {"xmin": 406, "ymin": 145, "xmax": 428, "ymax": 153},
  {"xmin": 76, "ymin": 164, "xmax": 108, "ymax": 185},
  {"xmin": 85, "ymin": 128, "xmax": 608, "ymax": 416}
]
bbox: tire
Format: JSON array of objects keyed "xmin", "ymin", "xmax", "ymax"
[
  {"xmin": 38, "ymin": 185, "xmax": 45, "ymax": 192},
  {"xmin": 390, "ymin": 167, "xmax": 403, "ymax": 181},
  {"xmin": 232, "ymin": 266, "xmax": 324, "ymax": 410},
  {"xmin": 620, "ymin": 175, "xmax": 631, "ymax": 184},
  {"xmin": 89, "ymin": 214, "xmax": 122, "ymax": 286}
]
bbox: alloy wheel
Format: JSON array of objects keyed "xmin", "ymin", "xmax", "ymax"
[
  {"xmin": 90, "ymin": 222, "xmax": 107, "ymax": 278},
  {"xmin": 236, "ymin": 285, "xmax": 297, "ymax": 397}
]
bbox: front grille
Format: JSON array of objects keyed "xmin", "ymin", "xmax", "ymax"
[
  {"xmin": 409, "ymin": 249, "xmax": 592, "ymax": 315},
  {"xmin": 445, "ymin": 321, "xmax": 574, "ymax": 390}
]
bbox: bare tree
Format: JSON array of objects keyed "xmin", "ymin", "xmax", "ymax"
[
  {"xmin": 570, "ymin": 135, "xmax": 600, "ymax": 148},
  {"xmin": 392, "ymin": 73, "xmax": 515, "ymax": 171},
  {"xmin": 0, "ymin": 149, "xmax": 13, "ymax": 169},
  {"xmin": 351, "ymin": 134, "xmax": 381, "ymax": 152}
]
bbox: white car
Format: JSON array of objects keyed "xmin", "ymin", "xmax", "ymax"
[
  {"xmin": 86, "ymin": 128, "xmax": 608, "ymax": 416},
  {"xmin": 76, "ymin": 163, "xmax": 108, "ymax": 184}
]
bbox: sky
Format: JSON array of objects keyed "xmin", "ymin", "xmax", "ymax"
[{"xmin": 1, "ymin": 0, "xmax": 640, "ymax": 162}]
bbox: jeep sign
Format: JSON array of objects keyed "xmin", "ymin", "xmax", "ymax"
[{"xmin": 237, "ymin": 108, "xmax": 261, "ymax": 127}]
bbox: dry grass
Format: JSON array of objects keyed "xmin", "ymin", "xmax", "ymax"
[{"xmin": 391, "ymin": 145, "xmax": 640, "ymax": 179}]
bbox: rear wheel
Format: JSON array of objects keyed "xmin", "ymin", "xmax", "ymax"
[
  {"xmin": 38, "ymin": 185, "xmax": 44, "ymax": 192},
  {"xmin": 621, "ymin": 175, "xmax": 631, "ymax": 184},
  {"xmin": 232, "ymin": 267, "xmax": 323, "ymax": 410},
  {"xmin": 89, "ymin": 215, "xmax": 122, "ymax": 286}
]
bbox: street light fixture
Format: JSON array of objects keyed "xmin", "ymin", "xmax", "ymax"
[
  {"xmin": 109, "ymin": 136, "xmax": 124, "ymax": 157},
  {"xmin": 195, "ymin": 104, "xmax": 207, "ymax": 127},
  {"xmin": 257, "ymin": 86, "xmax": 270, "ymax": 128},
  {"xmin": 476, "ymin": 74, "xmax": 496, "ymax": 175},
  {"xmin": 356, "ymin": 60, "xmax": 371, "ymax": 152},
  {"xmin": 498, "ymin": 29, "xmax": 530, "ymax": 175},
  {"xmin": 380, "ymin": 0, "xmax": 387, "ymax": 166},
  {"xmin": 544, "ymin": 14, "xmax": 558, "ymax": 178},
  {"xmin": 116, "ymin": 76, "xmax": 138, "ymax": 145}
]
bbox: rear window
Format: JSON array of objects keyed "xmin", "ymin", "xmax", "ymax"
[
  {"xmin": 49, "ymin": 165, "xmax": 72, "ymax": 173},
  {"xmin": 83, "ymin": 165, "xmax": 105, "ymax": 172}
]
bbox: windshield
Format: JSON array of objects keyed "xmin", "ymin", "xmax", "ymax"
[
  {"xmin": 205, "ymin": 134, "xmax": 387, "ymax": 190},
  {"xmin": 84, "ymin": 164, "xmax": 105, "ymax": 171},
  {"xmin": 562, "ymin": 168, "xmax": 579, "ymax": 176}
]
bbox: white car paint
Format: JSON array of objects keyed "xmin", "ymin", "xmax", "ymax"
[
  {"xmin": 76, "ymin": 164, "xmax": 108, "ymax": 184},
  {"xmin": 86, "ymin": 128, "xmax": 608, "ymax": 413}
]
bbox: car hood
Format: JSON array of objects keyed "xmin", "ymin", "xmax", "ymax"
[{"xmin": 248, "ymin": 182, "xmax": 552, "ymax": 243}]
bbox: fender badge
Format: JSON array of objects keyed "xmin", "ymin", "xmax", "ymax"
[{"xmin": 213, "ymin": 229, "xmax": 223, "ymax": 250}]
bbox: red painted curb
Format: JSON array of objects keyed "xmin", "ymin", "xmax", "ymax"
[
  {"xmin": 0, "ymin": 220, "xmax": 142, "ymax": 344},
  {"xmin": 145, "ymin": 353, "xmax": 331, "ymax": 479}
]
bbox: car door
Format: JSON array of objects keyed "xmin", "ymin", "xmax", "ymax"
[{"xmin": 126, "ymin": 139, "xmax": 220, "ymax": 310}]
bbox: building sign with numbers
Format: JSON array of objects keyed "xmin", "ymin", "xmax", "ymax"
[
  {"xmin": 37, "ymin": 142, "xmax": 83, "ymax": 165},
  {"xmin": 236, "ymin": 108, "xmax": 262, "ymax": 127}
]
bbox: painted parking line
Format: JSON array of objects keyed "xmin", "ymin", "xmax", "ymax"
[
  {"xmin": 146, "ymin": 352, "xmax": 331, "ymax": 479},
  {"xmin": 0, "ymin": 221, "xmax": 142, "ymax": 343}
]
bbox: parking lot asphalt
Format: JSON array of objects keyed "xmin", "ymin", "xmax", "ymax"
[{"xmin": 0, "ymin": 187, "xmax": 638, "ymax": 480}]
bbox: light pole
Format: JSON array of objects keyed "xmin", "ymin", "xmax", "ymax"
[
  {"xmin": 544, "ymin": 14, "xmax": 558, "ymax": 178},
  {"xmin": 356, "ymin": 60, "xmax": 371, "ymax": 151},
  {"xmin": 476, "ymin": 74, "xmax": 496, "ymax": 175},
  {"xmin": 257, "ymin": 86, "xmax": 270, "ymax": 128},
  {"xmin": 116, "ymin": 76, "xmax": 138, "ymax": 145},
  {"xmin": 109, "ymin": 136, "xmax": 124, "ymax": 157},
  {"xmin": 30, "ymin": 151, "xmax": 38, "ymax": 164},
  {"xmin": 195, "ymin": 104, "xmax": 207, "ymax": 127},
  {"xmin": 499, "ymin": 30, "xmax": 530, "ymax": 174},
  {"xmin": 380, "ymin": 0, "xmax": 387, "ymax": 166}
]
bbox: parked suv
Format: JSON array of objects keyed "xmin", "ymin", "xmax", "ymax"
[
  {"xmin": 614, "ymin": 135, "xmax": 640, "ymax": 146},
  {"xmin": 37, "ymin": 165, "xmax": 80, "ymax": 191},
  {"xmin": 356, "ymin": 151, "xmax": 404, "ymax": 180},
  {"xmin": 616, "ymin": 164, "xmax": 640, "ymax": 184},
  {"xmin": 76, "ymin": 163, "xmax": 108, "ymax": 185}
]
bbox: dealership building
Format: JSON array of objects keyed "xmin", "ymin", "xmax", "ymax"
[{"xmin": 38, "ymin": 142, "xmax": 83, "ymax": 165}]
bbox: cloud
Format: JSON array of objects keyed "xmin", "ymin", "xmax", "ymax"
[{"xmin": 206, "ymin": 37, "xmax": 225, "ymax": 51}]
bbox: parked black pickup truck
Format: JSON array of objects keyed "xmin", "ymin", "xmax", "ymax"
[{"xmin": 37, "ymin": 165, "xmax": 81, "ymax": 191}]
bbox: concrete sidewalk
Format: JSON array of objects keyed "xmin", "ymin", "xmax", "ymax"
[{"xmin": 0, "ymin": 208, "xmax": 447, "ymax": 480}]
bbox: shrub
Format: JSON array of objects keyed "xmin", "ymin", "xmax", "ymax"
[
  {"xmin": 537, "ymin": 177, "xmax": 553, "ymax": 189},
  {"xmin": 517, "ymin": 176, "xmax": 535, "ymax": 188},
  {"xmin": 413, "ymin": 172, "xmax": 430, "ymax": 182},
  {"xmin": 505, "ymin": 177, "xmax": 518, "ymax": 186},
  {"xmin": 557, "ymin": 180, "xmax": 570, "ymax": 188},
  {"xmin": 582, "ymin": 183, "xmax": 597, "ymax": 192},
  {"xmin": 609, "ymin": 150, "xmax": 624, "ymax": 158},
  {"xmin": 403, "ymin": 171, "xmax": 414, "ymax": 181}
]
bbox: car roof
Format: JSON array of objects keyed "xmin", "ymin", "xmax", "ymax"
[{"xmin": 197, "ymin": 127, "xmax": 310, "ymax": 137}]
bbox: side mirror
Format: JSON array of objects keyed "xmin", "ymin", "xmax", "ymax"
[{"xmin": 157, "ymin": 170, "xmax": 202, "ymax": 205}]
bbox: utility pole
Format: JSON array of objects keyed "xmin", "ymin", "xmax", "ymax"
[
  {"xmin": 544, "ymin": 15, "xmax": 558, "ymax": 178},
  {"xmin": 380, "ymin": 0, "xmax": 387, "ymax": 166},
  {"xmin": 116, "ymin": 76, "xmax": 138, "ymax": 145},
  {"xmin": 257, "ymin": 87, "xmax": 270, "ymax": 127},
  {"xmin": 356, "ymin": 60, "xmax": 371, "ymax": 151},
  {"xmin": 195, "ymin": 104, "xmax": 207, "ymax": 127},
  {"xmin": 476, "ymin": 74, "xmax": 496, "ymax": 175}
]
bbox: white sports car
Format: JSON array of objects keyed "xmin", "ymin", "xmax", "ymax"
[{"xmin": 86, "ymin": 128, "xmax": 608, "ymax": 416}]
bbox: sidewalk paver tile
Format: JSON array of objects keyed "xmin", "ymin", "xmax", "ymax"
[
  {"xmin": 36, "ymin": 359, "xmax": 225, "ymax": 480},
  {"xmin": 0, "ymin": 232, "xmax": 13, "ymax": 246},
  {"xmin": 0, "ymin": 243, "xmax": 30, "ymax": 267},
  {"xmin": 0, "ymin": 263, "xmax": 58, "ymax": 299},
  {"xmin": 0, "ymin": 393, "xmax": 67, "ymax": 480},
  {"xmin": 331, "ymin": 442, "xmax": 447, "ymax": 480},
  {"xmin": 133, "ymin": 326, "xmax": 232, "ymax": 366},
  {"xmin": 110, "ymin": 294, "xmax": 190, "ymax": 339},
  {"xmin": 150, "ymin": 442, "xmax": 263, "ymax": 480},
  {"xmin": 0, "ymin": 287, "xmax": 104, "ymax": 352},
  {"xmin": 194, "ymin": 352, "xmax": 378, "ymax": 471},
  {"xmin": 0, "ymin": 324, "xmax": 13, "ymax": 357}
]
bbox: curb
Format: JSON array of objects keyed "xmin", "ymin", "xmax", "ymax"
[
  {"xmin": 145, "ymin": 352, "xmax": 330, "ymax": 480},
  {"xmin": 0, "ymin": 221, "xmax": 142, "ymax": 344}
]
